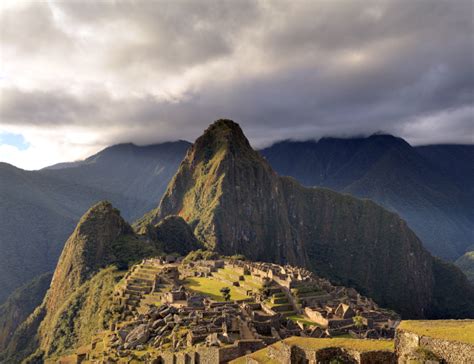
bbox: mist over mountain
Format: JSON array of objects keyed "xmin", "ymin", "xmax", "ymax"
[
  {"xmin": 261, "ymin": 137, "xmax": 474, "ymax": 260},
  {"xmin": 0, "ymin": 142, "xmax": 189, "ymax": 304}
]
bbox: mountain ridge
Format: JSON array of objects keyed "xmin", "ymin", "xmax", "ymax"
[{"xmin": 261, "ymin": 137, "xmax": 474, "ymax": 260}]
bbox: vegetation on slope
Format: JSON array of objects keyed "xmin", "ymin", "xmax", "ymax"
[
  {"xmin": 429, "ymin": 257, "xmax": 474, "ymax": 318},
  {"xmin": 261, "ymin": 138, "xmax": 474, "ymax": 260},
  {"xmin": 0, "ymin": 272, "xmax": 52, "ymax": 351},
  {"xmin": 455, "ymin": 251, "xmax": 474, "ymax": 284},
  {"xmin": 40, "ymin": 267, "xmax": 123, "ymax": 359},
  {"xmin": 0, "ymin": 201, "xmax": 161, "ymax": 363},
  {"xmin": 152, "ymin": 215, "xmax": 203, "ymax": 255}
]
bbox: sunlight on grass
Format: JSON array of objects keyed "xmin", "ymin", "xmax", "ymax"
[
  {"xmin": 399, "ymin": 320, "xmax": 474, "ymax": 345},
  {"xmin": 184, "ymin": 277, "xmax": 249, "ymax": 301}
]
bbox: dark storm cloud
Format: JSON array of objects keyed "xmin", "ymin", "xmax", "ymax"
[{"xmin": 1, "ymin": 0, "xmax": 473, "ymax": 150}]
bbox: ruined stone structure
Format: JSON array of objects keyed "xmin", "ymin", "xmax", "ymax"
[{"xmin": 59, "ymin": 257, "xmax": 402, "ymax": 363}]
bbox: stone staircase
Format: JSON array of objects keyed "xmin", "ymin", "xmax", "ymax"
[
  {"xmin": 120, "ymin": 260, "xmax": 163, "ymax": 314},
  {"xmin": 261, "ymin": 285, "xmax": 297, "ymax": 317}
]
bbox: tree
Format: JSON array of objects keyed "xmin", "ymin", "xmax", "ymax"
[
  {"xmin": 352, "ymin": 315, "xmax": 364, "ymax": 334},
  {"xmin": 220, "ymin": 287, "xmax": 231, "ymax": 301}
]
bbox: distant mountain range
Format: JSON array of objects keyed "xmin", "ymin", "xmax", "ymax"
[
  {"xmin": 261, "ymin": 136, "xmax": 474, "ymax": 260},
  {"xmin": 0, "ymin": 130, "xmax": 472, "ymax": 307},
  {"xmin": 0, "ymin": 141, "xmax": 189, "ymax": 304}
]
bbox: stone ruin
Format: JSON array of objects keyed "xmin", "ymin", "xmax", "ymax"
[{"xmin": 75, "ymin": 257, "xmax": 400, "ymax": 363}]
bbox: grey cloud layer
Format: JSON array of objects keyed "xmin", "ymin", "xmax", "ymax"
[{"xmin": 1, "ymin": 0, "xmax": 473, "ymax": 147}]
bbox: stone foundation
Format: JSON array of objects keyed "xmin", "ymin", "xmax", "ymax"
[{"xmin": 395, "ymin": 329, "xmax": 474, "ymax": 364}]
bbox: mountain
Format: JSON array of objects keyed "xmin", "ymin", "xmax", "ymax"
[
  {"xmin": 0, "ymin": 162, "xmax": 123, "ymax": 305},
  {"xmin": 138, "ymin": 119, "xmax": 474, "ymax": 319},
  {"xmin": 0, "ymin": 272, "xmax": 52, "ymax": 352},
  {"xmin": 260, "ymin": 137, "xmax": 474, "ymax": 260},
  {"xmin": 416, "ymin": 144, "xmax": 474, "ymax": 199},
  {"xmin": 0, "ymin": 142, "xmax": 189, "ymax": 304},
  {"xmin": 0, "ymin": 202, "xmax": 154, "ymax": 361},
  {"xmin": 456, "ymin": 251, "xmax": 474, "ymax": 284},
  {"xmin": 0, "ymin": 200, "xmax": 203, "ymax": 362},
  {"xmin": 42, "ymin": 141, "xmax": 191, "ymax": 220}
]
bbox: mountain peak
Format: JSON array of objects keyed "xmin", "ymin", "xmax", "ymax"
[
  {"xmin": 45, "ymin": 201, "xmax": 132, "ymax": 314},
  {"xmin": 141, "ymin": 120, "xmax": 469, "ymax": 317},
  {"xmin": 192, "ymin": 119, "xmax": 253, "ymax": 159}
]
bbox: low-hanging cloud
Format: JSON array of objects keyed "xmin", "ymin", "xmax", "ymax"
[{"xmin": 0, "ymin": 0, "xmax": 472, "ymax": 169}]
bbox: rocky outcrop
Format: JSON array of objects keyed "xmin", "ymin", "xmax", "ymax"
[{"xmin": 138, "ymin": 119, "xmax": 473, "ymax": 318}]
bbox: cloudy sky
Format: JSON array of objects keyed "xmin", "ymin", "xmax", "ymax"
[{"xmin": 0, "ymin": 0, "xmax": 472, "ymax": 169}]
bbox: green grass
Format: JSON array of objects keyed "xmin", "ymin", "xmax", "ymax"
[
  {"xmin": 399, "ymin": 320, "xmax": 474, "ymax": 345},
  {"xmin": 287, "ymin": 314, "xmax": 320, "ymax": 327},
  {"xmin": 213, "ymin": 268, "xmax": 262, "ymax": 292},
  {"xmin": 184, "ymin": 277, "xmax": 249, "ymax": 301},
  {"xmin": 230, "ymin": 337, "xmax": 393, "ymax": 364},
  {"xmin": 43, "ymin": 267, "xmax": 125, "ymax": 357},
  {"xmin": 284, "ymin": 337, "xmax": 394, "ymax": 352},
  {"xmin": 230, "ymin": 346, "xmax": 280, "ymax": 364}
]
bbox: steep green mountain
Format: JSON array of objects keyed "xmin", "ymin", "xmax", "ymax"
[
  {"xmin": 0, "ymin": 142, "xmax": 189, "ymax": 304},
  {"xmin": 0, "ymin": 200, "xmax": 202, "ymax": 362},
  {"xmin": 260, "ymin": 138, "xmax": 474, "ymax": 260},
  {"xmin": 455, "ymin": 251, "xmax": 474, "ymax": 284},
  {"xmin": 0, "ymin": 202, "xmax": 156, "ymax": 362},
  {"xmin": 0, "ymin": 272, "xmax": 52, "ymax": 352},
  {"xmin": 139, "ymin": 119, "xmax": 474, "ymax": 319},
  {"xmin": 152, "ymin": 215, "xmax": 203, "ymax": 255}
]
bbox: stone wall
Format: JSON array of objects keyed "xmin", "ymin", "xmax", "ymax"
[
  {"xmin": 218, "ymin": 340, "xmax": 266, "ymax": 363},
  {"xmin": 395, "ymin": 329, "xmax": 474, "ymax": 364},
  {"xmin": 264, "ymin": 341, "xmax": 396, "ymax": 364}
]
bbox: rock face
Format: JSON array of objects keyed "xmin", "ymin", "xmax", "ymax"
[
  {"xmin": 139, "ymin": 119, "xmax": 473, "ymax": 319},
  {"xmin": 152, "ymin": 215, "xmax": 202, "ymax": 255}
]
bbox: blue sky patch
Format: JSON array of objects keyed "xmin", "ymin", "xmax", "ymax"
[{"xmin": 0, "ymin": 132, "xmax": 30, "ymax": 151}]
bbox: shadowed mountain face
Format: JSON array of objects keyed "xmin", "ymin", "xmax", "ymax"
[
  {"xmin": 139, "ymin": 119, "xmax": 474, "ymax": 319},
  {"xmin": 0, "ymin": 272, "xmax": 52, "ymax": 352},
  {"xmin": 42, "ymin": 141, "xmax": 191, "ymax": 221},
  {"xmin": 0, "ymin": 141, "xmax": 189, "ymax": 304},
  {"xmin": 260, "ymin": 138, "xmax": 474, "ymax": 260}
]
